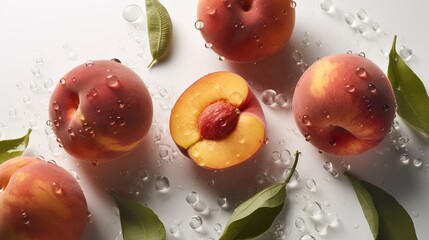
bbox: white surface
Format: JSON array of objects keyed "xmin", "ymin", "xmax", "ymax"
[{"xmin": 0, "ymin": 0, "xmax": 428, "ymax": 239}]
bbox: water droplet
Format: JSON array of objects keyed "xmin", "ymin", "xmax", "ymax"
[
  {"xmin": 292, "ymin": 50, "xmax": 303, "ymax": 63},
  {"xmin": 43, "ymin": 77, "xmax": 54, "ymax": 90},
  {"xmin": 329, "ymin": 139, "xmax": 336, "ymax": 146},
  {"xmin": 204, "ymin": 42, "xmax": 213, "ymax": 49},
  {"xmin": 358, "ymin": 24, "xmax": 368, "ymax": 35},
  {"xmin": 304, "ymin": 133, "xmax": 311, "ymax": 142},
  {"xmin": 320, "ymin": 0, "xmax": 333, "ymax": 12},
  {"xmin": 303, "ymin": 201, "xmax": 323, "ymax": 218},
  {"xmin": 106, "ymin": 75, "xmax": 120, "ymax": 88},
  {"xmin": 368, "ymin": 83, "xmax": 377, "ymax": 93},
  {"xmin": 397, "ymin": 136, "xmax": 409, "ymax": 148},
  {"xmin": 413, "ymin": 157, "xmax": 423, "ymax": 168},
  {"xmin": 261, "ymin": 89, "xmax": 277, "ymax": 106},
  {"xmin": 323, "ymin": 161, "xmax": 333, "ymax": 171},
  {"xmin": 352, "ymin": 223, "xmax": 360, "ymax": 229},
  {"xmin": 271, "ymin": 151, "xmax": 281, "ymax": 162},
  {"xmin": 302, "ymin": 115, "xmax": 312, "ymax": 126},
  {"xmin": 344, "ymin": 12, "xmax": 356, "ymax": 26},
  {"xmin": 330, "ymin": 169, "xmax": 340, "ymax": 178},
  {"xmin": 214, "ymin": 223, "xmax": 223, "ymax": 235},
  {"xmin": 23, "ymin": 95, "xmax": 31, "ymax": 105},
  {"xmin": 372, "ymin": 22, "xmax": 381, "ymax": 33},
  {"xmin": 91, "ymin": 161, "xmax": 99, "ymax": 166},
  {"xmin": 299, "ymin": 234, "xmax": 316, "ymax": 240},
  {"xmin": 169, "ymin": 224, "xmax": 180, "ymax": 236},
  {"xmin": 154, "ymin": 175, "xmax": 170, "ymax": 192},
  {"xmin": 383, "ymin": 104, "xmax": 390, "ymax": 111},
  {"xmin": 116, "ymin": 116, "xmax": 126, "ymax": 126},
  {"xmin": 323, "ymin": 110, "xmax": 331, "ymax": 119},
  {"xmin": 85, "ymin": 60, "xmax": 94, "ymax": 67},
  {"xmin": 295, "ymin": 217, "xmax": 305, "ymax": 230},
  {"xmin": 0, "ymin": 184, "xmax": 4, "ymax": 193},
  {"xmin": 122, "ymin": 4, "xmax": 143, "ymax": 22},
  {"xmin": 51, "ymin": 182, "xmax": 62, "ymax": 195},
  {"xmin": 194, "ymin": 20, "xmax": 204, "ymax": 30},
  {"xmin": 284, "ymin": 168, "xmax": 299, "ymax": 187},
  {"xmin": 218, "ymin": 56, "xmax": 225, "ymax": 61},
  {"xmin": 356, "ymin": 9, "xmax": 369, "ymax": 22},
  {"xmin": 302, "ymin": 37, "xmax": 310, "ymax": 46},
  {"xmin": 305, "ymin": 178, "xmax": 317, "ymax": 192},
  {"xmin": 159, "ymin": 145, "xmax": 170, "ymax": 159},
  {"xmin": 399, "ymin": 46, "xmax": 413, "ymax": 61},
  {"xmin": 223, "ymin": 0, "xmax": 232, "ymax": 8},
  {"xmin": 187, "ymin": 216, "xmax": 203, "ymax": 232},
  {"xmin": 400, "ymin": 153, "xmax": 410, "ymax": 165},
  {"xmin": 290, "ymin": 1, "xmax": 297, "ymax": 8},
  {"xmin": 31, "ymin": 66, "xmax": 41, "ymax": 77},
  {"xmin": 206, "ymin": 6, "xmax": 216, "ymax": 15},
  {"xmin": 280, "ymin": 149, "xmax": 292, "ymax": 164},
  {"xmin": 9, "ymin": 108, "xmax": 17, "ymax": 118},
  {"xmin": 356, "ymin": 67, "xmax": 368, "ymax": 79},
  {"xmin": 29, "ymin": 81, "xmax": 38, "ymax": 91},
  {"xmin": 411, "ymin": 211, "xmax": 419, "ymax": 218},
  {"xmin": 21, "ymin": 210, "xmax": 30, "ymax": 225},
  {"xmin": 275, "ymin": 93, "xmax": 289, "ymax": 107},
  {"xmin": 217, "ymin": 196, "xmax": 228, "ymax": 208},
  {"xmin": 186, "ymin": 191, "xmax": 200, "ymax": 206}
]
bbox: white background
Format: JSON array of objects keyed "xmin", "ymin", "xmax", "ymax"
[{"xmin": 0, "ymin": 0, "xmax": 428, "ymax": 239}]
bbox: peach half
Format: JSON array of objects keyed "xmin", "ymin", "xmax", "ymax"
[
  {"xmin": 170, "ymin": 71, "xmax": 266, "ymax": 169},
  {"xmin": 49, "ymin": 59, "xmax": 153, "ymax": 163},
  {"xmin": 0, "ymin": 157, "xmax": 87, "ymax": 240},
  {"xmin": 293, "ymin": 54, "xmax": 396, "ymax": 155}
]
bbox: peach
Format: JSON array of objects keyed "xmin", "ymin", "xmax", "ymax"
[
  {"xmin": 170, "ymin": 71, "xmax": 266, "ymax": 169},
  {"xmin": 292, "ymin": 54, "xmax": 396, "ymax": 155},
  {"xmin": 0, "ymin": 157, "xmax": 87, "ymax": 240},
  {"xmin": 49, "ymin": 59, "xmax": 153, "ymax": 163},
  {"xmin": 196, "ymin": 0, "xmax": 295, "ymax": 62}
]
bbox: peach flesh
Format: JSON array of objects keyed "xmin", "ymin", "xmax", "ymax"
[
  {"xmin": 198, "ymin": 100, "xmax": 240, "ymax": 140},
  {"xmin": 170, "ymin": 71, "xmax": 266, "ymax": 169}
]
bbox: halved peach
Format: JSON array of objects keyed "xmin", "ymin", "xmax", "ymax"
[{"xmin": 170, "ymin": 71, "xmax": 266, "ymax": 169}]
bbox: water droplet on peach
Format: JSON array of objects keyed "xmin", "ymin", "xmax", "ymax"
[
  {"xmin": 85, "ymin": 60, "xmax": 94, "ymax": 67},
  {"xmin": 106, "ymin": 75, "xmax": 120, "ymax": 88},
  {"xmin": 221, "ymin": 0, "xmax": 232, "ymax": 8},
  {"xmin": 51, "ymin": 182, "xmax": 63, "ymax": 195},
  {"xmin": 304, "ymin": 133, "xmax": 311, "ymax": 141},
  {"xmin": 356, "ymin": 67, "xmax": 368, "ymax": 79},
  {"xmin": 206, "ymin": 6, "xmax": 216, "ymax": 15},
  {"xmin": 368, "ymin": 83, "xmax": 377, "ymax": 93},
  {"xmin": 302, "ymin": 115, "xmax": 312, "ymax": 126},
  {"xmin": 290, "ymin": 1, "xmax": 297, "ymax": 8}
]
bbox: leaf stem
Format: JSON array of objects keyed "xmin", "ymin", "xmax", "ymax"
[
  {"xmin": 284, "ymin": 151, "xmax": 301, "ymax": 185},
  {"xmin": 147, "ymin": 59, "xmax": 156, "ymax": 69}
]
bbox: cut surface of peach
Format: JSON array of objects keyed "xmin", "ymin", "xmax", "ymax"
[{"xmin": 170, "ymin": 71, "xmax": 266, "ymax": 169}]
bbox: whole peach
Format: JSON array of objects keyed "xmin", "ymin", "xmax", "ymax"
[
  {"xmin": 49, "ymin": 59, "xmax": 153, "ymax": 163},
  {"xmin": 0, "ymin": 157, "xmax": 87, "ymax": 240},
  {"xmin": 197, "ymin": 0, "xmax": 295, "ymax": 62},
  {"xmin": 292, "ymin": 54, "xmax": 396, "ymax": 155},
  {"xmin": 170, "ymin": 71, "xmax": 266, "ymax": 169}
]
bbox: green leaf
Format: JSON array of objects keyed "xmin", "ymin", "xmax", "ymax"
[
  {"xmin": 388, "ymin": 35, "xmax": 429, "ymax": 136},
  {"xmin": 347, "ymin": 174, "xmax": 379, "ymax": 239},
  {"xmin": 0, "ymin": 129, "xmax": 32, "ymax": 164},
  {"xmin": 111, "ymin": 192, "xmax": 166, "ymax": 240},
  {"xmin": 219, "ymin": 151, "xmax": 301, "ymax": 240},
  {"xmin": 145, "ymin": 0, "xmax": 172, "ymax": 69},
  {"xmin": 348, "ymin": 175, "xmax": 417, "ymax": 240}
]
